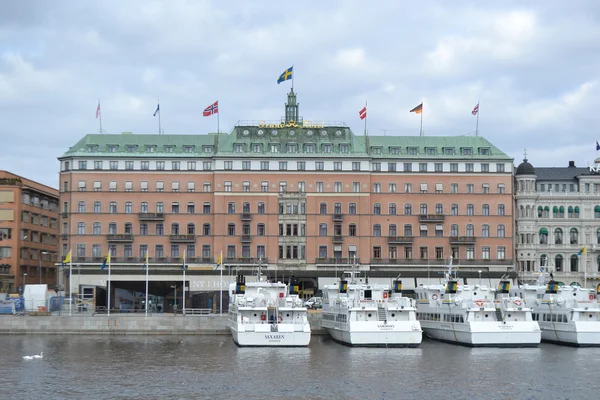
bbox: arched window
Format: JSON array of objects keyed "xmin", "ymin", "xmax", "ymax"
[
  {"xmin": 520, "ymin": 205, "xmax": 525, "ymax": 218},
  {"xmin": 555, "ymin": 254, "xmax": 563, "ymax": 272},
  {"xmin": 568, "ymin": 206, "xmax": 574, "ymax": 218},
  {"xmin": 537, "ymin": 206, "xmax": 543, "ymax": 218},
  {"xmin": 544, "ymin": 206, "xmax": 550, "ymax": 218},
  {"xmin": 373, "ymin": 203, "xmax": 381, "ymax": 215},
  {"xmin": 451, "ymin": 224, "xmax": 459, "ymax": 236},
  {"xmin": 595, "ymin": 205, "xmax": 600, "ymax": 218},
  {"xmin": 597, "ymin": 228, "xmax": 600, "ymax": 244},
  {"xmin": 467, "ymin": 204, "xmax": 474, "ymax": 216},
  {"xmin": 497, "ymin": 225, "xmax": 505, "ymax": 238},
  {"xmin": 466, "ymin": 224, "xmax": 474, "ymax": 237},
  {"xmin": 482, "ymin": 204, "xmax": 489, "ymax": 216},
  {"xmin": 171, "ymin": 223, "xmax": 180, "ymax": 235},
  {"xmin": 553, "ymin": 206, "xmax": 559, "ymax": 218},
  {"xmin": 554, "ymin": 228, "xmax": 563, "ymax": 244},
  {"xmin": 320, "ymin": 203, "xmax": 327, "ymax": 215},
  {"xmin": 373, "ymin": 224, "xmax": 381, "ymax": 237},
  {"xmin": 94, "ymin": 201, "xmax": 101, "ymax": 213},
  {"xmin": 187, "ymin": 223, "xmax": 195, "ymax": 235},
  {"xmin": 93, "ymin": 222, "xmax": 101, "ymax": 235},
  {"xmin": 227, "ymin": 223, "xmax": 235, "ymax": 236},
  {"xmin": 435, "ymin": 203, "xmax": 443, "ymax": 214},
  {"xmin": 319, "ymin": 224, "xmax": 327, "ymax": 236},
  {"xmin": 420, "ymin": 203, "xmax": 428, "ymax": 214},
  {"xmin": 389, "ymin": 203, "xmax": 396, "ymax": 215},
  {"xmin": 559, "ymin": 206, "xmax": 565, "ymax": 218},
  {"xmin": 482, "ymin": 225, "xmax": 490, "ymax": 237},
  {"xmin": 570, "ymin": 254, "xmax": 579, "ymax": 272},
  {"xmin": 574, "ymin": 206, "xmax": 580, "ymax": 218},
  {"xmin": 451, "ymin": 204, "xmax": 458, "ymax": 215},
  {"xmin": 539, "ymin": 227, "xmax": 548, "ymax": 244},
  {"xmin": 77, "ymin": 222, "xmax": 85, "ymax": 235},
  {"xmin": 526, "ymin": 205, "xmax": 530, "ymax": 217},
  {"xmin": 570, "ymin": 228, "xmax": 578, "ymax": 244},
  {"xmin": 404, "ymin": 203, "xmax": 412, "ymax": 215},
  {"xmin": 597, "ymin": 255, "xmax": 600, "ymax": 272}
]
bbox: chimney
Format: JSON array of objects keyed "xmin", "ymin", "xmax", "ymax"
[{"xmin": 568, "ymin": 161, "xmax": 575, "ymax": 167}]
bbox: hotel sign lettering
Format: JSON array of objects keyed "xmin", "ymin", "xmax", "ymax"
[{"xmin": 257, "ymin": 120, "xmax": 325, "ymax": 129}]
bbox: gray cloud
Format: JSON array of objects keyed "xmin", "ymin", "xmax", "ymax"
[{"xmin": 2, "ymin": 0, "xmax": 600, "ymax": 187}]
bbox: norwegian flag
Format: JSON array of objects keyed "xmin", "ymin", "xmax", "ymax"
[
  {"xmin": 472, "ymin": 103, "xmax": 479, "ymax": 115},
  {"xmin": 203, "ymin": 101, "xmax": 218, "ymax": 116},
  {"xmin": 359, "ymin": 106, "xmax": 367, "ymax": 120}
]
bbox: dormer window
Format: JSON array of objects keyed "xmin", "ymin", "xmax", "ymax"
[
  {"xmin": 288, "ymin": 143, "xmax": 297, "ymax": 153},
  {"xmin": 234, "ymin": 144, "xmax": 245, "ymax": 153},
  {"xmin": 87, "ymin": 145, "xmax": 98, "ymax": 152},
  {"xmin": 165, "ymin": 146, "xmax": 174, "ymax": 153},
  {"xmin": 390, "ymin": 147, "xmax": 400, "ymax": 155},
  {"xmin": 305, "ymin": 144, "xmax": 315, "ymax": 153},
  {"xmin": 183, "ymin": 146, "xmax": 194, "ymax": 153},
  {"xmin": 462, "ymin": 147, "xmax": 473, "ymax": 155},
  {"xmin": 107, "ymin": 145, "xmax": 118, "ymax": 153},
  {"xmin": 371, "ymin": 147, "xmax": 382, "ymax": 155},
  {"xmin": 426, "ymin": 147, "xmax": 436, "ymax": 155},
  {"xmin": 407, "ymin": 147, "xmax": 418, "ymax": 155},
  {"xmin": 202, "ymin": 145, "xmax": 212, "ymax": 153},
  {"xmin": 145, "ymin": 145, "xmax": 156, "ymax": 153},
  {"xmin": 323, "ymin": 144, "xmax": 332, "ymax": 153},
  {"xmin": 126, "ymin": 145, "xmax": 137, "ymax": 153},
  {"xmin": 479, "ymin": 147, "xmax": 490, "ymax": 155},
  {"xmin": 252, "ymin": 144, "xmax": 262, "ymax": 153},
  {"xmin": 443, "ymin": 147, "xmax": 455, "ymax": 155},
  {"xmin": 270, "ymin": 144, "xmax": 279, "ymax": 153},
  {"xmin": 340, "ymin": 144, "xmax": 350, "ymax": 153}
]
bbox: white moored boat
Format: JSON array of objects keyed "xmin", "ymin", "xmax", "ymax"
[
  {"xmin": 228, "ymin": 274, "xmax": 311, "ymax": 347},
  {"xmin": 511, "ymin": 271, "xmax": 600, "ymax": 347},
  {"xmin": 321, "ymin": 264, "xmax": 422, "ymax": 347},
  {"xmin": 414, "ymin": 258, "xmax": 541, "ymax": 347}
]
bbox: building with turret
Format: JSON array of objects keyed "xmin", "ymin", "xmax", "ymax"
[
  {"xmin": 515, "ymin": 155, "xmax": 600, "ymax": 286},
  {"xmin": 57, "ymin": 90, "xmax": 515, "ymax": 310}
]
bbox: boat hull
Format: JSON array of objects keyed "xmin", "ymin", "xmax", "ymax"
[
  {"xmin": 324, "ymin": 323, "xmax": 422, "ymax": 347},
  {"xmin": 539, "ymin": 322, "xmax": 600, "ymax": 347},
  {"xmin": 230, "ymin": 325, "xmax": 311, "ymax": 347},
  {"xmin": 421, "ymin": 321, "xmax": 541, "ymax": 347}
]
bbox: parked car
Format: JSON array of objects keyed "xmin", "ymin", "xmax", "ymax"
[{"xmin": 304, "ymin": 297, "xmax": 322, "ymax": 309}]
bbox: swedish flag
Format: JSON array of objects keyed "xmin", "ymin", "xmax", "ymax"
[
  {"xmin": 277, "ymin": 66, "xmax": 293, "ymax": 84},
  {"xmin": 101, "ymin": 252, "xmax": 110, "ymax": 271},
  {"xmin": 578, "ymin": 246, "xmax": 587, "ymax": 256}
]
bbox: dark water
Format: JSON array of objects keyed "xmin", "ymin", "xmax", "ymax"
[{"xmin": 0, "ymin": 335, "xmax": 597, "ymax": 400}]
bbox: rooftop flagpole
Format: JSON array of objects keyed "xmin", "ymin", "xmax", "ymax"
[
  {"xmin": 96, "ymin": 99, "xmax": 102, "ymax": 134},
  {"xmin": 364, "ymin": 100, "xmax": 368, "ymax": 137},
  {"xmin": 420, "ymin": 102, "xmax": 424, "ymax": 136},
  {"xmin": 154, "ymin": 100, "xmax": 161, "ymax": 134}
]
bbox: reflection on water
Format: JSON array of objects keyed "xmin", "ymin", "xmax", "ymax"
[{"xmin": 1, "ymin": 335, "xmax": 599, "ymax": 399}]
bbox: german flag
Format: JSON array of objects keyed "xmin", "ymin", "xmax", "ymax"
[{"xmin": 410, "ymin": 103, "xmax": 423, "ymax": 114}]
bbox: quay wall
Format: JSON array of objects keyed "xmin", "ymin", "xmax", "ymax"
[{"xmin": 0, "ymin": 313, "xmax": 326, "ymax": 335}]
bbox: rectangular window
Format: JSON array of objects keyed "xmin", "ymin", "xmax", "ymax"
[
  {"xmin": 242, "ymin": 161, "xmax": 251, "ymax": 170},
  {"xmin": 388, "ymin": 163, "xmax": 396, "ymax": 172},
  {"xmin": 389, "ymin": 183, "xmax": 396, "ymax": 193},
  {"xmin": 125, "ymin": 181, "xmax": 133, "ymax": 192},
  {"xmin": 372, "ymin": 163, "xmax": 381, "ymax": 172},
  {"xmin": 234, "ymin": 144, "xmax": 244, "ymax": 153},
  {"xmin": 203, "ymin": 161, "xmax": 212, "ymax": 170},
  {"xmin": 465, "ymin": 163, "xmax": 474, "ymax": 172},
  {"xmin": 279, "ymin": 161, "xmax": 288, "ymax": 171},
  {"xmin": 352, "ymin": 162, "xmax": 361, "ymax": 171},
  {"xmin": 172, "ymin": 161, "xmax": 180, "ymax": 170},
  {"xmin": 496, "ymin": 163, "xmax": 506, "ymax": 172},
  {"xmin": 243, "ymin": 181, "xmax": 250, "ymax": 192},
  {"xmin": 297, "ymin": 161, "xmax": 305, "ymax": 171},
  {"xmin": 156, "ymin": 161, "xmax": 165, "ymax": 170},
  {"xmin": 187, "ymin": 182, "xmax": 195, "ymax": 192},
  {"xmin": 316, "ymin": 182, "xmax": 324, "ymax": 193},
  {"xmin": 450, "ymin": 163, "xmax": 458, "ymax": 172},
  {"xmin": 252, "ymin": 144, "xmax": 261, "ymax": 153},
  {"xmin": 224, "ymin": 161, "xmax": 233, "ymax": 170},
  {"xmin": 403, "ymin": 163, "xmax": 412, "ymax": 172},
  {"xmin": 224, "ymin": 181, "xmax": 232, "ymax": 192},
  {"xmin": 315, "ymin": 162, "xmax": 324, "ymax": 171},
  {"xmin": 334, "ymin": 182, "xmax": 342, "ymax": 193},
  {"xmin": 125, "ymin": 161, "xmax": 133, "ymax": 170},
  {"xmin": 373, "ymin": 183, "xmax": 381, "ymax": 193},
  {"xmin": 94, "ymin": 161, "xmax": 103, "ymax": 170},
  {"xmin": 481, "ymin": 163, "xmax": 489, "ymax": 172},
  {"xmin": 261, "ymin": 181, "xmax": 269, "ymax": 192},
  {"xmin": 353, "ymin": 182, "xmax": 360, "ymax": 193},
  {"xmin": 419, "ymin": 163, "xmax": 428, "ymax": 172},
  {"xmin": 467, "ymin": 184, "xmax": 474, "ymax": 193},
  {"xmin": 78, "ymin": 161, "xmax": 87, "ymax": 170},
  {"xmin": 334, "ymin": 162, "xmax": 342, "ymax": 171},
  {"xmin": 172, "ymin": 181, "xmax": 180, "ymax": 192},
  {"xmin": 270, "ymin": 144, "xmax": 279, "ymax": 153},
  {"xmin": 434, "ymin": 163, "xmax": 443, "ymax": 172},
  {"xmin": 260, "ymin": 161, "xmax": 269, "ymax": 170},
  {"xmin": 109, "ymin": 161, "xmax": 118, "ymax": 170}
]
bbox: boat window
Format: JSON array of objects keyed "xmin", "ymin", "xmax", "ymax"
[{"xmin": 364, "ymin": 289, "xmax": 372, "ymax": 299}]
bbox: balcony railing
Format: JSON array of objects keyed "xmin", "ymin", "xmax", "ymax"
[
  {"xmin": 419, "ymin": 214, "xmax": 445, "ymax": 223},
  {"xmin": 387, "ymin": 236, "xmax": 414, "ymax": 244},
  {"xmin": 241, "ymin": 234, "xmax": 252, "ymax": 243},
  {"xmin": 332, "ymin": 234, "xmax": 344, "ymax": 243},
  {"xmin": 224, "ymin": 257, "xmax": 268, "ymax": 264},
  {"xmin": 315, "ymin": 258, "xmax": 360, "ymax": 265},
  {"xmin": 61, "ymin": 234, "xmax": 68, "ymax": 241},
  {"xmin": 241, "ymin": 213, "xmax": 252, "ymax": 221},
  {"xmin": 106, "ymin": 234, "xmax": 134, "ymax": 242},
  {"xmin": 332, "ymin": 213, "xmax": 344, "ymax": 222},
  {"xmin": 449, "ymin": 236, "xmax": 477, "ymax": 244},
  {"xmin": 61, "ymin": 212, "xmax": 68, "ymax": 219},
  {"xmin": 369, "ymin": 258, "xmax": 514, "ymax": 266},
  {"xmin": 70, "ymin": 257, "xmax": 214, "ymax": 264},
  {"xmin": 138, "ymin": 212, "xmax": 165, "ymax": 221},
  {"xmin": 169, "ymin": 234, "xmax": 196, "ymax": 243}
]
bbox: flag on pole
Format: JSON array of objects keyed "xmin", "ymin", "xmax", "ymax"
[
  {"xmin": 596, "ymin": 141, "xmax": 600, "ymax": 151},
  {"xmin": 578, "ymin": 246, "xmax": 587, "ymax": 256},
  {"xmin": 62, "ymin": 250, "xmax": 71, "ymax": 268},
  {"xmin": 181, "ymin": 255, "xmax": 186, "ymax": 270},
  {"xmin": 142, "ymin": 251, "xmax": 149, "ymax": 270},
  {"xmin": 96, "ymin": 102, "xmax": 101, "ymax": 119},
  {"xmin": 277, "ymin": 66, "xmax": 293, "ymax": 84},
  {"xmin": 410, "ymin": 103, "xmax": 423, "ymax": 114},
  {"xmin": 153, "ymin": 103, "xmax": 160, "ymax": 117},
  {"xmin": 359, "ymin": 106, "xmax": 367, "ymax": 120},
  {"xmin": 472, "ymin": 103, "xmax": 479, "ymax": 115},
  {"xmin": 215, "ymin": 251, "xmax": 222, "ymax": 270},
  {"xmin": 101, "ymin": 252, "xmax": 111, "ymax": 271},
  {"xmin": 203, "ymin": 101, "xmax": 218, "ymax": 116}
]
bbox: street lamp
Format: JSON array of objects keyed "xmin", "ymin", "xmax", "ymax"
[
  {"xmin": 22, "ymin": 272, "xmax": 27, "ymax": 293},
  {"xmin": 171, "ymin": 285, "xmax": 177, "ymax": 314},
  {"xmin": 39, "ymin": 251, "xmax": 48, "ymax": 284},
  {"xmin": 478, "ymin": 270, "xmax": 482, "ymax": 287}
]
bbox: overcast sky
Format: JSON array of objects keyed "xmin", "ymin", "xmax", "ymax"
[{"xmin": 2, "ymin": 0, "xmax": 600, "ymax": 188}]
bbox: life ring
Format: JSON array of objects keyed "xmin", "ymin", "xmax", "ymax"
[
  {"xmin": 278, "ymin": 315, "xmax": 283, "ymax": 323},
  {"xmin": 383, "ymin": 292, "xmax": 388, "ymax": 299},
  {"xmin": 475, "ymin": 300, "xmax": 484, "ymax": 307},
  {"xmin": 514, "ymin": 299, "xmax": 522, "ymax": 306},
  {"xmin": 432, "ymin": 294, "xmax": 438, "ymax": 300},
  {"xmin": 589, "ymin": 294, "xmax": 595, "ymax": 301}
]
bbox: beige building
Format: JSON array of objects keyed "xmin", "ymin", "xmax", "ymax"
[
  {"xmin": 0, "ymin": 171, "xmax": 60, "ymax": 293},
  {"xmin": 58, "ymin": 91, "xmax": 515, "ymax": 306}
]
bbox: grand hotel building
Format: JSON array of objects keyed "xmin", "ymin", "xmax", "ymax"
[{"xmin": 58, "ymin": 91, "xmax": 514, "ymax": 302}]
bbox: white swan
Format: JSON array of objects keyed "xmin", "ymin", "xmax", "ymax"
[
  {"xmin": 22, "ymin": 356, "xmax": 33, "ymax": 360},
  {"xmin": 32, "ymin": 352, "xmax": 43, "ymax": 359}
]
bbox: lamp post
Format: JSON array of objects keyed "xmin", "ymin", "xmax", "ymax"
[
  {"xmin": 478, "ymin": 270, "xmax": 482, "ymax": 287},
  {"xmin": 22, "ymin": 272, "xmax": 27, "ymax": 292},
  {"xmin": 39, "ymin": 251, "xmax": 48, "ymax": 284}
]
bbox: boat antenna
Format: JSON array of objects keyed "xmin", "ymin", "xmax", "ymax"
[{"xmin": 444, "ymin": 256, "xmax": 454, "ymax": 282}]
